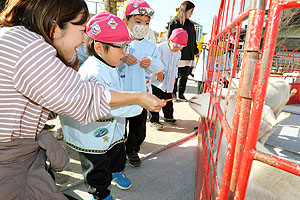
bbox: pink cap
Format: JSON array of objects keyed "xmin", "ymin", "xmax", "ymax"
[
  {"xmin": 169, "ymin": 28, "xmax": 188, "ymax": 46},
  {"xmin": 124, "ymin": 0, "xmax": 155, "ymax": 19},
  {"xmin": 86, "ymin": 11, "xmax": 134, "ymax": 43}
]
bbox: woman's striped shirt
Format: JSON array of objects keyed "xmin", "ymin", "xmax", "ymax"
[{"xmin": 0, "ymin": 26, "xmax": 111, "ymax": 142}]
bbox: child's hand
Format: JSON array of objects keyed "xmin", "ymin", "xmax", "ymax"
[
  {"xmin": 124, "ymin": 54, "xmax": 138, "ymax": 65},
  {"xmin": 156, "ymin": 72, "xmax": 165, "ymax": 82},
  {"xmin": 139, "ymin": 58, "xmax": 151, "ymax": 69}
]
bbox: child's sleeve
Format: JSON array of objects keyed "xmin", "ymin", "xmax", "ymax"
[
  {"xmin": 77, "ymin": 44, "xmax": 89, "ymax": 67},
  {"xmin": 175, "ymin": 52, "xmax": 181, "ymax": 78},
  {"xmin": 157, "ymin": 44, "xmax": 168, "ymax": 74},
  {"xmin": 110, "ymin": 104, "xmax": 142, "ymax": 118},
  {"xmin": 117, "ymin": 60, "xmax": 127, "ymax": 70},
  {"xmin": 145, "ymin": 45, "xmax": 163, "ymax": 74}
]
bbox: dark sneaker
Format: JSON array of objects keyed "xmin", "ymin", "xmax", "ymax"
[
  {"xmin": 111, "ymin": 171, "xmax": 132, "ymax": 190},
  {"xmin": 164, "ymin": 118, "xmax": 178, "ymax": 125},
  {"xmin": 150, "ymin": 122, "xmax": 165, "ymax": 130},
  {"xmin": 127, "ymin": 151, "xmax": 141, "ymax": 167}
]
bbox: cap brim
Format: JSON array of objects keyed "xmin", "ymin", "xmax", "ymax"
[{"xmin": 127, "ymin": 7, "xmax": 155, "ymax": 19}]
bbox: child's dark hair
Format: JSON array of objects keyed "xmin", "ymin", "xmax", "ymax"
[
  {"xmin": 125, "ymin": 14, "xmax": 150, "ymax": 21},
  {"xmin": 86, "ymin": 37, "xmax": 110, "ymax": 56}
]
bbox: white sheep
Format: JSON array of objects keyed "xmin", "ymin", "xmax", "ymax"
[
  {"xmin": 227, "ymin": 78, "xmax": 296, "ymax": 118},
  {"xmin": 189, "ymin": 84, "xmax": 300, "ymax": 199},
  {"xmin": 189, "ymin": 90, "xmax": 290, "ymax": 145}
]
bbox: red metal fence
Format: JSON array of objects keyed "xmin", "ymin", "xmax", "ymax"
[{"xmin": 195, "ymin": 0, "xmax": 300, "ymax": 199}]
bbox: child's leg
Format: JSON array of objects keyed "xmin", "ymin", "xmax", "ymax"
[
  {"xmin": 125, "ymin": 108, "xmax": 147, "ymax": 155},
  {"xmin": 107, "ymin": 142, "xmax": 126, "ymax": 173},
  {"xmin": 162, "ymin": 92, "xmax": 174, "ymax": 119},
  {"xmin": 78, "ymin": 152, "xmax": 111, "ymax": 199},
  {"xmin": 125, "ymin": 109, "xmax": 147, "ymax": 167},
  {"xmin": 149, "ymin": 85, "xmax": 162, "ymax": 123},
  {"xmin": 173, "ymin": 77, "xmax": 178, "ymax": 96},
  {"xmin": 108, "ymin": 142, "xmax": 132, "ymax": 190}
]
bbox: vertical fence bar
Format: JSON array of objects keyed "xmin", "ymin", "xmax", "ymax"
[
  {"xmin": 229, "ymin": 0, "xmax": 267, "ymax": 194},
  {"xmin": 234, "ymin": 0, "xmax": 281, "ymax": 199}
]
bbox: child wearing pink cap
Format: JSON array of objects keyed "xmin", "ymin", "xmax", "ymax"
[
  {"xmin": 60, "ymin": 12, "xmax": 145, "ymax": 200},
  {"xmin": 118, "ymin": 0, "xmax": 163, "ymax": 167},
  {"xmin": 150, "ymin": 28, "xmax": 188, "ymax": 129}
]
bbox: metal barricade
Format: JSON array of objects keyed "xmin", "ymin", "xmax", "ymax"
[{"xmin": 195, "ymin": 0, "xmax": 300, "ymax": 199}]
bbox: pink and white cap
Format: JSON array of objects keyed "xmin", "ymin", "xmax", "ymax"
[
  {"xmin": 86, "ymin": 11, "xmax": 134, "ymax": 44},
  {"xmin": 124, "ymin": 0, "xmax": 155, "ymax": 19},
  {"xmin": 169, "ymin": 28, "xmax": 188, "ymax": 47}
]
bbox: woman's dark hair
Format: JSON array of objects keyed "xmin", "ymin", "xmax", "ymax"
[
  {"xmin": 86, "ymin": 37, "xmax": 110, "ymax": 56},
  {"xmin": 0, "ymin": 0, "xmax": 89, "ymax": 68},
  {"xmin": 176, "ymin": 1, "xmax": 195, "ymax": 26}
]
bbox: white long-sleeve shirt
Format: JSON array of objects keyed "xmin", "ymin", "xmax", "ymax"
[
  {"xmin": 151, "ymin": 42, "xmax": 181, "ymax": 93},
  {"xmin": 61, "ymin": 56, "xmax": 142, "ymax": 153},
  {"xmin": 118, "ymin": 39, "xmax": 163, "ymax": 93}
]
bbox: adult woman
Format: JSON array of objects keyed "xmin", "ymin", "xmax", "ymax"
[
  {"xmin": 168, "ymin": 1, "xmax": 199, "ymax": 100},
  {"xmin": 0, "ymin": 0, "xmax": 165, "ymax": 199}
]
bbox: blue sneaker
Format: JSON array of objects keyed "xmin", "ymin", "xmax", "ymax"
[
  {"xmin": 111, "ymin": 171, "xmax": 132, "ymax": 190},
  {"xmin": 91, "ymin": 194, "xmax": 114, "ymax": 200}
]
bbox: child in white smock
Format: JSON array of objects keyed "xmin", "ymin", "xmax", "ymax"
[
  {"xmin": 60, "ymin": 12, "xmax": 141, "ymax": 200},
  {"xmin": 150, "ymin": 28, "xmax": 188, "ymax": 130},
  {"xmin": 118, "ymin": 0, "xmax": 163, "ymax": 167}
]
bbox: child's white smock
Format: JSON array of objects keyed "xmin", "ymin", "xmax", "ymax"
[
  {"xmin": 118, "ymin": 39, "xmax": 163, "ymax": 93},
  {"xmin": 61, "ymin": 56, "xmax": 142, "ymax": 154},
  {"xmin": 151, "ymin": 42, "xmax": 181, "ymax": 93}
]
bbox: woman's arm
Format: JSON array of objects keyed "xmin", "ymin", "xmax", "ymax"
[
  {"xmin": 167, "ymin": 19, "xmax": 179, "ymax": 38},
  {"xmin": 109, "ymin": 90, "xmax": 165, "ymax": 112}
]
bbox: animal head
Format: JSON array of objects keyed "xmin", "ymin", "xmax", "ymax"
[
  {"xmin": 189, "ymin": 93, "xmax": 211, "ymax": 117},
  {"xmin": 189, "ymin": 90, "xmax": 238, "ymax": 120}
]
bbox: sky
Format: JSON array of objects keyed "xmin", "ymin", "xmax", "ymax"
[
  {"xmin": 86, "ymin": 0, "xmax": 222, "ymax": 34},
  {"xmin": 147, "ymin": 0, "xmax": 221, "ymax": 34}
]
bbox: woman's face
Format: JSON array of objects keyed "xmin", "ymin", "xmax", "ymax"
[
  {"xmin": 53, "ymin": 13, "xmax": 87, "ymax": 61},
  {"xmin": 185, "ymin": 8, "xmax": 194, "ymax": 19}
]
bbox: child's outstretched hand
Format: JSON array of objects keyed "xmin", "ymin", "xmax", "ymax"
[
  {"xmin": 139, "ymin": 57, "xmax": 151, "ymax": 69},
  {"xmin": 124, "ymin": 54, "xmax": 138, "ymax": 65},
  {"xmin": 156, "ymin": 72, "xmax": 165, "ymax": 82}
]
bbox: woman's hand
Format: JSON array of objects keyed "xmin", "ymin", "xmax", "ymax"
[
  {"xmin": 109, "ymin": 91, "xmax": 165, "ymax": 112},
  {"xmin": 137, "ymin": 92, "xmax": 166, "ymax": 112},
  {"xmin": 124, "ymin": 54, "xmax": 138, "ymax": 65},
  {"xmin": 156, "ymin": 72, "xmax": 165, "ymax": 82}
]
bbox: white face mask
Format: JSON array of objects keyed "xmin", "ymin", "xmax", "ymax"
[{"xmin": 130, "ymin": 24, "xmax": 149, "ymax": 39}]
